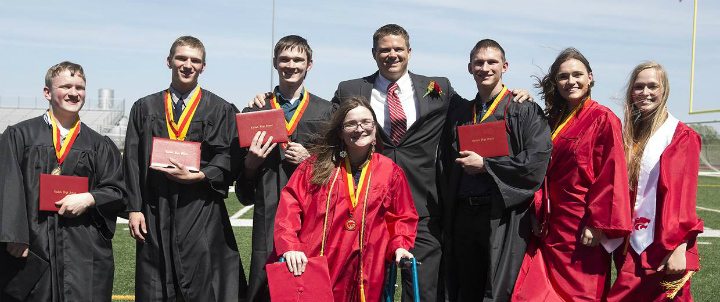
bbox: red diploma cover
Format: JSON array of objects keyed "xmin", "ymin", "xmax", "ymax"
[
  {"xmin": 150, "ymin": 137, "xmax": 201, "ymax": 172},
  {"xmin": 457, "ymin": 120, "xmax": 509, "ymax": 157},
  {"xmin": 266, "ymin": 256, "xmax": 334, "ymax": 302},
  {"xmin": 39, "ymin": 174, "xmax": 89, "ymax": 212},
  {"xmin": 236, "ymin": 109, "xmax": 289, "ymax": 147}
]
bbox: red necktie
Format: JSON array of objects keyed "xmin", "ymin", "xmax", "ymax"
[{"xmin": 387, "ymin": 82, "xmax": 406, "ymax": 145}]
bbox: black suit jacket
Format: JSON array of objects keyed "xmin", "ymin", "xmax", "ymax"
[{"xmin": 332, "ymin": 71, "xmax": 462, "ymax": 217}]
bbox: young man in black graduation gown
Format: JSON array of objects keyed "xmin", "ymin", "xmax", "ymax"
[
  {"xmin": 0, "ymin": 61, "xmax": 126, "ymax": 301},
  {"xmin": 124, "ymin": 36, "xmax": 246, "ymax": 301},
  {"xmin": 438, "ymin": 39, "xmax": 551, "ymax": 302},
  {"xmin": 237, "ymin": 35, "xmax": 333, "ymax": 302}
]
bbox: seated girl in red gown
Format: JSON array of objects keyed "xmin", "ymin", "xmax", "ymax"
[
  {"xmin": 273, "ymin": 96, "xmax": 418, "ymax": 302},
  {"xmin": 607, "ymin": 62, "xmax": 704, "ymax": 302},
  {"xmin": 512, "ymin": 48, "xmax": 632, "ymax": 301}
]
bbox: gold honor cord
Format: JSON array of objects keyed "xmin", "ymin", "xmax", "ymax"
[
  {"xmin": 49, "ymin": 110, "xmax": 81, "ymax": 174},
  {"xmin": 165, "ymin": 87, "xmax": 202, "ymax": 141},
  {"xmin": 357, "ymin": 170, "xmax": 372, "ymax": 302},
  {"xmin": 551, "ymin": 97, "xmax": 588, "ymax": 142},
  {"xmin": 320, "ymin": 167, "xmax": 341, "ymax": 256},
  {"xmin": 473, "ymin": 86, "xmax": 509, "ymax": 124}
]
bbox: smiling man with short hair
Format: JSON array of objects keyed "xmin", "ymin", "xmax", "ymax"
[
  {"xmin": 124, "ymin": 36, "xmax": 246, "ymax": 301},
  {"xmin": 439, "ymin": 39, "xmax": 551, "ymax": 301},
  {"xmin": 237, "ymin": 34, "xmax": 334, "ymax": 302},
  {"xmin": 0, "ymin": 61, "xmax": 126, "ymax": 301}
]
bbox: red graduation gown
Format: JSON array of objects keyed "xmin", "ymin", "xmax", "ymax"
[
  {"xmin": 513, "ymin": 100, "xmax": 632, "ymax": 301},
  {"xmin": 607, "ymin": 122, "xmax": 704, "ymax": 302},
  {"xmin": 274, "ymin": 153, "xmax": 418, "ymax": 302}
]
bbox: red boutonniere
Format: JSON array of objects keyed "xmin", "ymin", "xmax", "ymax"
[{"xmin": 423, "ymin": 81, "xmax": 443, "ymax": 97}]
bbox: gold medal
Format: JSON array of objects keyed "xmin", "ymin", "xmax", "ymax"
[
  {"xmin": 344, "ymin": 218, "xmax": 357, "ymax": 231},
  {"xmin": 51, "ymin": 166, "xmax": 62, "ymax": 175}
]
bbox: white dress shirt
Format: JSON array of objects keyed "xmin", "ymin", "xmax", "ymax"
[{"xmin": 371, "ymin": 72, "xmax": 417, "ymax": 137}]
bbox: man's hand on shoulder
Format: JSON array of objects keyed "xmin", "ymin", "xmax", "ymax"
[
  {"xmin": 247, "ymin": 92, "xmax": 272, "ymax": 108},
  {"xmin": 284, "ymin": 142, "xmax": 309, "ymax": 165},
  {"xmin": 510, "ymin": 88, "xmax": 534, "ymax": 103}
]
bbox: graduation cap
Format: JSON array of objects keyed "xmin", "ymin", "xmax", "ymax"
[
  {"xmin": 266, "ymin": 255, "xmax": 334, "ymax": 302},
  {"xmin": 1, "ymin": 250, "xmax": 50, "ymax": 300}
]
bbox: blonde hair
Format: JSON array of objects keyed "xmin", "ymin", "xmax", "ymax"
[
  {"xmin": 45, "ymin": 61, "xmax": 85, "ymax": 87},
  {"xmin": 622, "ymin": 61, "xmax": 670, "ymax": 188}
]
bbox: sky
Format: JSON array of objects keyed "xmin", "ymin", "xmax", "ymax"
[{"xmin": 0, "ymin": 0, "xmax": 718, "ymax": 125}]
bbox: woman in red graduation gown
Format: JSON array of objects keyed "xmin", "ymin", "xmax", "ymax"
[
  {"xmin": 607, "ymin": 62, "xmax": 704, "ymax": 302},
  {"xmin": 273, "ymin": 96, "xmax": 418, "ymax": 302},
  {"xmin": 512, "ymin": 48, "xmax": 632, "ymax": 301}
]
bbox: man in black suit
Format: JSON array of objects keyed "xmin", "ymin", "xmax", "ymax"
[
  {"xmin": 332, "ymin": 24, "xmax": 531, "ymax": 302},
  {"xmin": 331, "ymin": 24, "xmax": 455, "ymax": 302}
]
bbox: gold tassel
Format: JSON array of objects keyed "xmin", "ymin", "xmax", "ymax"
[{"xmin": 660, "ymin": 271, "xmax": 694, "ymax": 299}]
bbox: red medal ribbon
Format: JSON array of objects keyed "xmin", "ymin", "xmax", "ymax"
[
  {"xmin": 48, "ymin": 110, "xmax": 81, "ymax": 165},
  {"xmin": 165, "ymin": 87, "xmax": 202, "ymax": 141},
  {"xmin": 270, "ymin": 89, "xmax": 311, "ymax": 136}
]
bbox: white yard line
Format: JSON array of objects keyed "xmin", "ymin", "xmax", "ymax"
[
  {"xmin": 699, "ymin": 227, "xmax": 720, "ymax": 238},
  {"xmin": 230, "ymin": 205, "xmax": 254, "ymax": 219},
  {"xmin": 230, "ymin": 219, "xmax": 253, "ymax": 227},
  {"xmin": 117, "ymin": 216, "xmax": 254, "ymax": 227},
  {"xmin": 697, "ymin": 206, "xmax": 720, "ymax": 213},
  {"xmin": 699, "ymin": 171, "xmax": 720, "ymax": 177}
]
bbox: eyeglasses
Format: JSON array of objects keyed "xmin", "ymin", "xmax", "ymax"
[{"xmin": 342, "ymin": 120, "xmax": 375, "ymax": 131}]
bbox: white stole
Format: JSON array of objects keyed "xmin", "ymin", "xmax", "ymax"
[{"xmin": 630, "ymin": 113, "xmax": 679, "ymax": 254}]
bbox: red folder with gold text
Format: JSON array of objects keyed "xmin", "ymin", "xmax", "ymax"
[
  {"xmin": 236, "ymin": 109, "xmax": 288, "ymax": 147},
  {"xmin": 457, "ymin": 120, "xmax": 509, "ymax": 158},
  {"xmin": 39, "ymin": 174, "xmax": 88, "ymax": 212},
  {"xmin": 150, "ymin": 137, "xmax": 201, "ymax": 172}
]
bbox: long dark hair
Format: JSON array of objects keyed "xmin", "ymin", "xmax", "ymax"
[
  {"xmin": 536, "ymin": 47, "xmax": 594, "ymax": 123},
  {"xmin": 309, "ymin": 96, "xmax": 381, "ymax": 185}
]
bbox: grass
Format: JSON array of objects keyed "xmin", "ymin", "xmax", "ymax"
[{"xmin": 111, "ymin": 181, "xmax": 720, "ymax": 301}]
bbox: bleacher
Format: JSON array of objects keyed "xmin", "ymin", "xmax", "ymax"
[{"xmin": 0, "ymin": 97, "xmax": 127, "ymax": 151}]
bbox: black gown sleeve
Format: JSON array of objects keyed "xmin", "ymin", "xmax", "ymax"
[
  {"xmin": 0, "ymin": 126, "xmax": 30, "ymax": 245},
  {"xmin": 485, "ymin": 102, "xmax": 552, "ymax": 208},
  {"xmin": 123, "ymin": 102, "xmax": 144, "ymax": 212},
  {"xmin": 89, "ymin": 136, "xmax": 127, "ymax": 238},
  {"xmin": 199, "ymin": 102, "xmax": 235, "ymax": 195}
]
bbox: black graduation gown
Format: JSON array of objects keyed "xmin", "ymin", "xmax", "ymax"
[
  {"xmin": 123, "ymin": 89, "xmax": 246, "ymax": 301},
  {"xmin": 439, "ymin": 93, "xmax": 551, "ymax": 302},
  {"xmin": 235, "ymin": 93, "xmax": 333, "ymax": 302},
  {"xmin": 0, "ymin": 116, "xmax": 126, "ymax": 301}
]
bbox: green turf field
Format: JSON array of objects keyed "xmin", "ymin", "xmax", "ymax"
[{"xmin": 111, "ymin": 177, "xmax": 720, "ymax": 301}]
